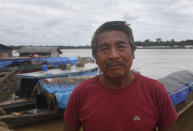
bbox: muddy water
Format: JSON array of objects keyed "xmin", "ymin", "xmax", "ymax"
[
  {"xmin": 14, "ymin": 119, "xmax": 64, "ymax": 131},
  {"xmin": 176, "ymin": 105, "xmax": 193, "ymax": 131}
]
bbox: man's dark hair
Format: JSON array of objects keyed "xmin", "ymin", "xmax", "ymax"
[{"xmin": 91, "ymin": 21, "xmax": 136, "ymax": 59}]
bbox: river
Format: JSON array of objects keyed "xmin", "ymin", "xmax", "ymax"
[{"xmin": 12, "ymin": 49, "xmax": 193, "ymax": 131}]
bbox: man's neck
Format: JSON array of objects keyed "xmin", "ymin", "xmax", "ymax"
[{"xmin": 99, "ymin": 71, "xmax": 135, "ymax": 89}]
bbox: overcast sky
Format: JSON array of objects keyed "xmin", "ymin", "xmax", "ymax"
[{"xmin": 0, "ymin": 0, "xmax": 193, "ymax": 46}]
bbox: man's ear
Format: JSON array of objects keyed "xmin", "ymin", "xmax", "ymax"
[
  {"xmin": 95, "ymin": 58, "xmax": 99, "ymax": 65},
  {"xmin": 95, "ymin": 55, "xmax": 99, "ymax": 65},
  {"xmin": 133, "ymin": 53, "xmax": 135, "ymax": 59}
]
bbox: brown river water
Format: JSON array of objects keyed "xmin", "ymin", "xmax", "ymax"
[{"xmin": 14, "ymin": 119, "xmax": 64, "ymax": 131}]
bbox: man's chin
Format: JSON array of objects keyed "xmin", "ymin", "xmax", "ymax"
[{"xmin": 105, "ymin": 73, "xmax": 126, "ymax": 79}]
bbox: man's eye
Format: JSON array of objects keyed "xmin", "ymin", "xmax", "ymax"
[
  {"xmin": 118, "ymin": 45, "xmax": 126, "ymax": 48},
  {"xmin": 100, "ymin": 48, "xmax": 108, "ymax": 51}
]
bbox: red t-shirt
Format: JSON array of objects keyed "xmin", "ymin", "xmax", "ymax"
[{"xmin": 64, "ymin": 73, "xmax": 178, "ymax": 131}]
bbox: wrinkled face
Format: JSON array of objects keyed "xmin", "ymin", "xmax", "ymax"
[{"xmin": 96, "ymin": 31, "xmax": 135, "ymax": 79}]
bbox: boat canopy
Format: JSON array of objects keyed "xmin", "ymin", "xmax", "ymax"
[
  {"xmin": 39, "ymin": 70, "xmax": 99, "ymax": 108},
  {"xmin": 158, "ymin": 70, "xmax": 193, "ymax": 105}
]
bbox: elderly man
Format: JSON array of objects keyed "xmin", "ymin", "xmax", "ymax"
[{"xmin": 63, "ymin": 21, "xmax": 178, "ymax": 131}]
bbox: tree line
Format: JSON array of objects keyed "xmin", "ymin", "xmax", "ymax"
[
  {"xmin": 9, "ymin": 39, "xmax": 193, "ymax": 49},
  {"xmin": 135, "ymin": 39, "xmax": 193, "ymax": 48}
]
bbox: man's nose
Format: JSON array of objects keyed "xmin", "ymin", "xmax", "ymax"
[{"xmin": 109, "ymin": 48, "xmax": 119, "ymax": 59}]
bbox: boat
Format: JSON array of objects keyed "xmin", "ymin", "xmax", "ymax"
[
  {"xmin": 158, "ymin": 70, "xmax": 193, "ymax": 116},
  {"xmin": 0, "ymin": 76, "xmax": 94, "ymax": 128},
  {"xmin": 0, "ymin": 56, "xmax": 79, "ymax": 73},
  {"xmin": 0, "ymin": 56, "xmax": 94, "ymax": 73},
  {"xmin": 0, "ymin": 98, "xmax": 36, "ymax": 114},
  {"xmin": 0, "ymin": 63, "xmax": 99, "ymax": 128},
  {"xmin": 0, "ymin": 56, "xmax": 92, "ymax": 102},
  {"xmin": 0, "ymin": 108, "xmax": 64, "ymax": 128},
  {"xmin": 15, "ymin": 63, "xmax": 98, "ymax": 79}
]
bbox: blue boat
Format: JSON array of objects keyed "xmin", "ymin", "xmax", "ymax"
[{"xmin": 158, "ymin": 70, "xmax": 193, "ymax": 116}]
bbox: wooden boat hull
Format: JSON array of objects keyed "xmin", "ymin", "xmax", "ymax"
[
  {"xmin": 0, "ymin": 98, "xmax": 36, "ymax": 114},
  {"xmin": 0, "ymin": 109, "xmax": 64, "ymax": 128}
]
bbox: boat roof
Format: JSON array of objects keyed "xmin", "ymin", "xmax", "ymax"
[
  {"xmin": 0, "ymin": 44, "xmax": 12, "ymax": 50},
  {"xmin": 15, "ymin": 63, "xmax": 98, "ymax": 79},
  {"xmin": 158, "ymin": 70, "xmax": 193, "ymax": 93},
  {"xmin": 17, "ymin": 46, "xmax": 62, "ymax": 54}
]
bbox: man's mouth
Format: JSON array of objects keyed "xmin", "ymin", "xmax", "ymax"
[
  {"xmin": 108, "ymin": 65, "xmax": 122, "ymax": 69},
  {"xmin": 104, "ymin": 60, "xmax": 126, "ymax": 69},
  {"xmin": 104, "ymin": 63, "xmax": 124, "ymax": 69}
]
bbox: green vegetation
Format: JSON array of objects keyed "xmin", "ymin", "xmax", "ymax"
[
  {"xmin": 9, "ymin": 39, "xmax": 193, "ymax": 49},
  {"xmin": 135, "ymin": 39, "xmax": 193, "ymax": 48}
]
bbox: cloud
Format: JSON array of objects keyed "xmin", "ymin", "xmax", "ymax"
[{"xmin": 0, "ymin": 0, "xmax": 193, "ymax": 45}]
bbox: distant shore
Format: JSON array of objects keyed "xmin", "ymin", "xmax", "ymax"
[
  {"xmin": 57, "ymin": 46, "xmax": 193, "ymax": 49},
  {"xmin": 11, "ymin": 46, "xmax": 193, "ymax": 50},
  {"xmin": 136, "ymin": 46, "xmax": 193, "ymax": 49}
]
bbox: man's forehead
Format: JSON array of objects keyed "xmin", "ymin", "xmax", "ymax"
[{"xmin": 97, "ymin": 30, "xmax": 129, "ymax": 43}]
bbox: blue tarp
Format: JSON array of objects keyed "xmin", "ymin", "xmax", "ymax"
[
  {"xmin": 169, "ymin": 85, "xmax": 190, "ymax": 105},
  {"xmin": 56, "ymin": 91, "xmax": 73, "ymax": 108},
  {"xmin": 46, "ymin": 57, "xmax": 70, "ymax": 67},
  {"xmin": 0, "ymin": 57, "xmax": 78, "ymax": 69},
  {"xmin": 44, "ymin": 57, "xmax": 78, "ymax": 67},
  {"xmin": 0, "ymin": 58, "xmax": 33, "ymax": 68},
  {"xmin": 40, "ymin": 80, "xmax": 78, "ymax": 108},
  {"xmin": 67, "ymin": 56, "xmax": 78, "ymax": 66},
  {"xmin": 0, "ymin": 60, "xmax": 12, "ymax": 68},
  {"xmin": 158, "ymin": 71, "xmax": 193, "ymax": 106},
  {"xmin": 39, "ymin": 69, "xmax": 98, "ymax": 108}
]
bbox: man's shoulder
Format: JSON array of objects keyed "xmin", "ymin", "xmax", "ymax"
[
  {"xmin": 137, "ymin": 73, "xmax": 160, "ymax": 84},
  {"xmin": 136, "ymin": 73, "xmax": 165, "ymax": 91}
]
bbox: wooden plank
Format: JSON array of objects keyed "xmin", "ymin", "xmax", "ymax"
[
  {"xmin": 178, "ymin": 100, "xmax": 193, "ymax": 116},
  {"xmin": 0, "ymin": 98, "xmax": 36, "ymax": 112},
  {"xmin": 0, "ymin": 71, "xmax": 16, "ymax": 83}
]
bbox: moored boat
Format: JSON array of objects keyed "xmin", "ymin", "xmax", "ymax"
[
  {"xmin": 158, "ymin": 70, "xmax": 193, "ymax": 116},
  {"xmin": 0, "ymin": 109, "xmax": 64, "ymax": 129},
  {"xmin": 0, "ymin": 76, "xmax": 94, "ymax": 128},
  {"xmin": 0, "ymin": 63, "xmax": 99, "ymax": 128},
  {"xmin": 0, "ymin": 98, "xmax": 36, "ymax": 114},
  {"xmin": 0, "ymin": 56, "xmax": 79, "ymax": 73}
]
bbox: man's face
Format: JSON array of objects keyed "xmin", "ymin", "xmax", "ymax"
[{"xmin": 96, "ymin": 30, "xmax": 135, "ymax": 79}]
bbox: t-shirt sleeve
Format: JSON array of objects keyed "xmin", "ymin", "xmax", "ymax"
[
  {"xmin": 63, "ymin": 87, "xmax": 81, "ymax": 128},
  {"xmin": 155, "ymin": 83, "xmax": 178, "ymax": 127}
]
